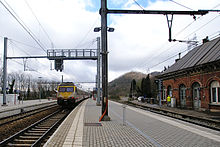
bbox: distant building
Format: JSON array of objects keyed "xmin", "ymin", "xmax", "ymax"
[{"xmin": 157, "ymin": 37, "xmax": 220, "ymax": 112}]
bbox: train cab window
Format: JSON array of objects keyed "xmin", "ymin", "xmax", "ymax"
[
  {"xmin": 66, "ymin": 87, "xmax": 74, "ymax": 92},
  {"xmin": 75, "ymin": 87, "xmax": 77, "ymax": 92},
  {"xmin": 59, "ymin": 87, "xmax": 66, "ymax": 92}
]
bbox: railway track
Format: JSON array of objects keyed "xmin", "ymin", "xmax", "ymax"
[
  {"xmin": 0, "ymin": 104, "xmax": 58, "ymax": 127},
  {"xmin": 123, "ymin": 101, "xmax": 220, "ymax": 131},
  {"xmin": 0, "ymin": 109, "xmax": 70, "ymax": 147}
]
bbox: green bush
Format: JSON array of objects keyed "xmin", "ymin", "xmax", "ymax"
[{"xmin": 109, "ymin": 95, "xmax": 120, "ymax": 100}]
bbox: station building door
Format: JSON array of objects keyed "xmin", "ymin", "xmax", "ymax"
[
  {"xmin": 192, "ymin": 82, "xmax": 201, "ymax": 109},
  {"xmin": 179, "ymin": 84, "xmax": 186, "ymax": 108}
]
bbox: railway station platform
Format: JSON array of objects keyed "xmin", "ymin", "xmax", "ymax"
[
  {"xmin": 44, "ymin": 98, "xmax": 220, "ymax": 147},
  {"xmin": 131, "ymin": 100, "xmax": 220, "ymax": 119},
  {"xmin": 0, "ymin": 99, "xmax": 56, "ymax": 118}
]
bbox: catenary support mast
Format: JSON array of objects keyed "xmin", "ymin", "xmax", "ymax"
[
  {"xmin": 99, "ymin": 0, "xmax": 209, "ymax": 120},
  {"xmin": 100, "ymin": 0, "xmax": 110, "ymax": 120}
]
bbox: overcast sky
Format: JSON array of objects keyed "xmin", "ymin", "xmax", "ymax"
[{"xmin": 0, "ymin": 0, "xmax": 219, "ymax": 90}]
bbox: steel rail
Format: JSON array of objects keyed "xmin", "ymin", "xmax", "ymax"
[
  {"xmin": 0, "ymin": 109, "xmax": 63, "ymax": 146},
  {"xmin": 0, "ymin": 104, "xmax": 58, "ymax": 127},
  {"xmin": 32, "ymin": 110, "xmax": 70, "ymax": 147}
]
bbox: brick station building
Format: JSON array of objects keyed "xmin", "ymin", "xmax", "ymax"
[{"xmin": 157, "ymin": 37, "xmax": 220, "ymax": 112}]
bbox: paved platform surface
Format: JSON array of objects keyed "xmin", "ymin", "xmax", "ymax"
[
  {"xmin": 44, "ymin": 98, "xmax": 220, "ymax": 147},
  {"xmin": 45, "ymin": 98, "xmax": 155, "ymax": 147},
  {"xmin": 0, "ymin": 99, "xmax": 56, "ymax": 118}
]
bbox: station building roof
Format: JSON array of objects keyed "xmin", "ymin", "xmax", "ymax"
[{"xmin": 158, "ymin": 36, "xmax": 220, "ymax": 78}]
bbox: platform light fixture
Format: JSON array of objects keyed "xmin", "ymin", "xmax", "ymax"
[
  {"xmin": 94, "ymin": 27, "xmax": 101, "ymax": 32},
  {"xmin": 94, "ymin": 27, "xmax": 115, "ymax": 32},
  {"xmin": 107, "ymin": 27, "xmax": 114, "ymax": 32}
]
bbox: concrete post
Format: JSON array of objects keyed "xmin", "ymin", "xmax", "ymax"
[{"xmin": 2, "ymin": 37, "xmax": 8, "ymax": 106}]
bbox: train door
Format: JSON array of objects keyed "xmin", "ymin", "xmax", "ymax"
[
  {"xmin": 179, "ymin": 84, "xmax": 186, "ymax": 108},
  {"xmin": 192, "ymin": 82, "xmax": 201, "ymax": 109}
]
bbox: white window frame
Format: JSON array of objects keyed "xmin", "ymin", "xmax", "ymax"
[
  {"xmin": 210, "ymin": 81, "xmax": 220, "ymax": 104},
  {"xmin": 162, "ymin": 88, "xmax": 167, "ymax": 101}
]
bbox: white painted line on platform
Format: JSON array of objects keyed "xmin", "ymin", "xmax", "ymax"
[
  {"xmin": 64, "ymin": 100, "xmax": 87, "ymax": 146},
  {"xmin": 44, "ymin": 100, "xmax": 87, "ymax": 147},
  {"xmin": 111, "ymin": 101, "xmax": 220, "ymax": 142}
]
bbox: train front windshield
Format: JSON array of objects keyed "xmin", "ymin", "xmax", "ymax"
[
  {"xmin": 58, "ymin": 87, "xmax": 74, "ymax": 92},
  {"xmin": 66, "ymin": 87, "xmax": 74, "ymax": 92}
]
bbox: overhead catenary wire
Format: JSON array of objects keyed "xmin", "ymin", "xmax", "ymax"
[
  {"xmin": 7, "ymin": 39, "xmax": 61, "ymax": 80},
  {"xmin": 9, "ymin": 38, "xmax": 42, "ymax": 50},
  {"xmin": 169, "ymin": 0, "xmax": 194, "ymax": 11},
  {"xmin": 9, "ymin": 40, "xmax": 48, "ymax": 68},
  {"xmin": 133, "ymin": 0, "xmax": 145, "ymax": 10},
  {"xmin": 0, "ymin": 0, "xmax": 47, "ymax": 53},
  {"xmin": 9, "ymin": 59, "xmax": 60, "ymax": 81},
  {"xmin": 74, "ymin": 17, "xmax": 100, "ymax": 48},
  {"xmin": 9, "ymin": 40, "xmax": 32, "ymax": 56},
  {"xmin": 146, "ymin": 29, "xmax": 220, "ymax": 71},
  {"xmin": 24, "ymin": 0, "xmax": 55, "ymax": 48},
  {"xmin": 131, "ymin": 7, "xmax": 220, "ymax": 72}
]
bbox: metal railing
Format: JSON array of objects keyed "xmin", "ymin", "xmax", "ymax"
[{"xmin": 47, "ymin": 49, "xmax": 97, "ymax": 60}]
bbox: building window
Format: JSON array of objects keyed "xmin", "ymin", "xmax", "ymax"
[
  {"xmin": 167, "ymin": 85, "xmax": 172, "ymax": 97},
  {"xmin": 210, "ymin": 81, "xmax": 220, "ymax": 104},
  {"xmin": 162, "ymin": 86, "xmax": 167, "ymax": 101}
]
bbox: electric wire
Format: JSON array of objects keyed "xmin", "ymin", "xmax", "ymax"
[
  {"xmin": 146, "ymin": 25, "xmax": 220, "ymax": 70},
  {"xmin": 74, "ymin": 17, "xmax": 99, "ymax": 48},
  {"xmin": 169, "ymin": 0, "xmax": 194, "ymax": 11},
  {"xmin": 7, "ymin": 40, "xmax": 61, "ymax": 80},
  {"xmin": 149, "ymin": 48, "xmax": 190, "ymax": 69},
  {"xmin": 0, "ymin": 0, "xmax": 47, "ymax": 53},
  {"xmin": 9, "ymin": 39, "xmax": 49, "ymax": 69},
  {"xmin": 131, "ymin": 7, "xmax": 220, "ymax": 72},
  {"xmin": 133, "ymin": 0, "xmax": 144, "ymax": 10},
  {"xmin": 24, "ymin": 0, "xmax": 55, "ymax": 48},
  {"xmin": 9, "ymin": 41, "xmax": 45, "ymax": 70},
  {"xmin": 185, "ymin": 15, "xmax": 220, "ymax": 39},
  {"xmin": 9, "ymin": 59, "xmax": 59, "ymax": 81},
  {"xmin": 8, "ymin": 38, "xmax": 42, "ymax": 50},
  {"xmin": 9, "ymin": 40, "xmax": 32, "ymax": 56}
]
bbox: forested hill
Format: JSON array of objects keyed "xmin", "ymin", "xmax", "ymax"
[{"xmin": 108, "ymin": 71, "xmax": 146, "ymax": 97}]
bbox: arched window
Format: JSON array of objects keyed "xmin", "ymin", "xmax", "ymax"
[{"xmin": 210, "ymin": 81, "xmax": 220, "ymax": 104}]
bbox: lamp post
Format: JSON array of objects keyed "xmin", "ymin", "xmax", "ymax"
[{"xmin": 94, "ymin": 23, "xmax": 114, "ymax": 120}]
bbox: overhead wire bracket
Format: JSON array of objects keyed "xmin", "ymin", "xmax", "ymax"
[{"xmin": 166, "ymin": 14, "xmax": 174, "ymax": 42}]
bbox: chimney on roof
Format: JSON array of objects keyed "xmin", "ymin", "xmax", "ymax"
[
  {"xmin": 202, "ymin": 36, "xmax": 209, "ymax": 44},
  {"xmin": 175, "ymin": 53, "xmax": 181, "ymax": 62}
]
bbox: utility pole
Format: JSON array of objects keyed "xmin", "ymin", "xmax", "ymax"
[
  {"xmin": 96, "ymin": 37, "xmax": 101, "ymax": 106},
  {"xmin": 100, "ymin": 0, "xmax": 110, "ymax": 121},
  {"xmin": 2, "ymin": 37, "xmax": 8, "ymax": 106}
]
